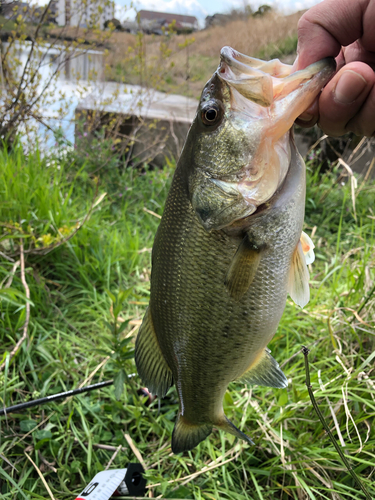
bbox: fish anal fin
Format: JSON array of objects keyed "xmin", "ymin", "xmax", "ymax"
[
  {"xmin": 135, "ymin": 307, "xmax": 173, "ymax": 398},
  {"xmin": 172, "ymin": 414, "xmax": 212, "ymax": 454},
  {"xmin": 287, "ymin": 240, "xmax": 310, "ymax": 308},
  {"xmin": 216, "ymin": 415, "xmax": 254, "ymax": 445},
  {"xmin": 237, "ymin": 348, "xmax": 288, "ymax": 388},
  {"xmin": 225, "ymin": 236, "xmax": 263, "ymax": 300}
]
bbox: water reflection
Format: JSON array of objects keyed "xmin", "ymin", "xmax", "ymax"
[
  {"xmin": 1, "ymin": 41, "xmax": 104, "ymax": 144},
  {"xmin": 1, "ymin": 40, "xmax": 197, "ymax": 153}
]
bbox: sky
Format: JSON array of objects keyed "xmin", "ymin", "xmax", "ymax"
[
  {"xmin": 115, "ymin": 0, "xmax": 324, "ymax": 25},
  {"xmin": 32, "ymin": 0, "xmax": 324, "ymax": 26}
]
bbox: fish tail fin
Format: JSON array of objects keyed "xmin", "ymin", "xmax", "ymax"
[
  {"xmin": 172, "ymin": 414, "xmax": 212, "ymax": 454},
  {"xmin": 216, "ymin": 415, "xmax": 254, "ymax": 446}
]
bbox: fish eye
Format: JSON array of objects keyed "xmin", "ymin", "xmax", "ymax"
[
  {"xmin": 201, "ymin": 102, "xmax": 222, "ymax": 126},
  {"xmin": 205, "ymin": 108, "xmax": 217, "ymax": 121}
]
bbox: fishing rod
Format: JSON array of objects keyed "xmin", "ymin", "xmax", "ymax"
[
  {"xmin": 0, "ymin": 380, "xmax": 114, "ymax": 416},
  {"xmin": 0, "ymin": 374, "xmax": 155, "ymax": 417}
]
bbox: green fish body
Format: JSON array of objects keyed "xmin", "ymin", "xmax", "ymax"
[{"xmin": 135, "ymin": 48, "xmax": 335, "ymax": 453}]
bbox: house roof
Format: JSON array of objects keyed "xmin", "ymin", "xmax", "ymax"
[{"xmin": 138, "ymin": 10, "xmax": 198, "ymax": 25}]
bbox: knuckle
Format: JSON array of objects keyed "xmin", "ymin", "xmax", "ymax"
[{"xmin": 297, "ymin": 16, "xmax": 311, "ymax": 37}]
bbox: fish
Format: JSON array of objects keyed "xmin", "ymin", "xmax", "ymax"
[{"xmin": 135, "ymin": 47, "xmax": 336, "ymax": 454}]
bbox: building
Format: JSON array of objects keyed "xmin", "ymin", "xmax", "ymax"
[
  {"xmin": 138, "ymin": 10, "xmax": 198, "ymax": 33},
  {"xmin": 54, "ymin": 0, "xmax": 115, "ymax": 29}
]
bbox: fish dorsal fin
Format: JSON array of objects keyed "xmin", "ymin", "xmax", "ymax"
[
  {"xmin": 287, "ymin": 238, "xmax": 311, "ymax": 308},
  {"xmin": 236, "ymin": 348, "xmax": 288, "ymax": 388},
  {"xmin": 225, "ymin": 235, "xmax": 263, "ymax": 300},
  {"xmin": 135, "ymin": 306, "xmax": 173, "ymax": 398}
]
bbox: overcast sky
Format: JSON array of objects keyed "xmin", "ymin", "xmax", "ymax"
[{"xmin": 115, "ymin": 0, "xmax": 323, "ymax": 24}]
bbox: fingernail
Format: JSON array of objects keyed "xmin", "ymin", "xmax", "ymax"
[
  {"xmin": 298, "ymin": 112, "xmax": 313, "ymax": 122},
  {"xmin": 334, "ymin": 70, "xmax": 367, "ymax": 104}
]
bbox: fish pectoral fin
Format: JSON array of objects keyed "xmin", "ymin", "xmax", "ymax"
[
  {"xmin": 216, "ymin": 415, "xmax": 254, "ymax": 445},
  {"xmin": 237, "ymin": 348, "xmax": 288, "ymax": 388},
  {"xmin": 300, "ymin": 230, "xmax": 315, "ymax": 265},
  {"xmin": 225, "ymin": 235, "xmax": 263, "ymax": 300},
  {"xmin": 135, "ymin": 306, "xmax": 173, "ymax": 398},
  {"xmin": 287, "ymin": 240, "xmax": 310, "ymax": 308},
  {"xmin": 172, "ymin": 414, "xmax": 212, "ymax": 454}
]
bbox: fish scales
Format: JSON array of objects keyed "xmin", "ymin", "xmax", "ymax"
[
  {"xmin": 135, "ymin": 47, "xmax": 336, "ymax": 453},
  {"xmin": 152, "ymin": 164, "xmax": 302, "ymax": 417}
]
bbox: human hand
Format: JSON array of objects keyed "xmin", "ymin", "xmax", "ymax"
[{"xmin": 294, "ymin": 0, "xmax": 375, "ymax": 137}]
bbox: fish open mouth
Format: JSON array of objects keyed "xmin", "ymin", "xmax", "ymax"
[
  {"xmin": 217, "ymin": 46, "xmax": 336, "ymax": 107},
  {"xmin": 212, "ymin": 48, "xmax": 336, "ymax": 212}
]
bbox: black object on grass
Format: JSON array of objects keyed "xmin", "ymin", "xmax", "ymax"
[
  {"xmin": 0, "ymin": 380, "xmax": 114, "ymax": 416},
  {"xmin": 114, "ymin": 463, "xmax": 147, "ymax": 497}
]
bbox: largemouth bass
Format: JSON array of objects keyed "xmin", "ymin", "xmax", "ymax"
[{"xmin": 135, "ymin": 47, "xmax": 335, "ymax": 454}]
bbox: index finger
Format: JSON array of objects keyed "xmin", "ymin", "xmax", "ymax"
[{"xmin": 296, "ymin": 0, "xmax": 374, "ymax": 69}]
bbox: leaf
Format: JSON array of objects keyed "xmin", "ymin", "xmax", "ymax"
[
  {"xmin": 278, "ymin": 389, "xmax": 288, "ymax": 407},
  {"xmin": 35, "ymin": 430, "xmax": 52, "ymax": 440},
  {"xmin": 223, "ymin": 391, "xmax": 234, "ymax": 408},
  {"xmin": 114, "ymin": 369, "xmax": 126, "ymax": 401},
  {"xmin": 118, "ymin": 288, "xmax": 133, "ymax": 304},
  {"xmin": 15, "ymin": 308, "xmax": 26, "ymax": 330},
  {"xmin": 118, "ymin": 320, "xmax": 130, "ymax": 334},
  {"xmin": 105, "ymin": 289, "xmax": 116, "ymax": 304},
  {"xmin": 70, "ymin": 459, "xmax": 82, "ymax": 473},
  {"xmin": 103, "ymin": 320, "xmax": 114, "ymax": 332},
  {"xmin": 119, "ymin": 337, "xmax": 132, "ymax": 348},
  {"xmin": 35, "ymin": 438, "xmax": 52, "ymax": 450},
  {"xmin": 100, "ymin": 431, "xmax": 113, "ymax": 441},
  {"xmin": 166, "ymin": 486, "xmax": 194, "ymax": 498},
  {"xmin": 113, "ymin": 303, "xmax": 122, "ymax": 317},
  {"xmin": 0, "ymin": 288, "xmax": 28, "ymax": 307},
  {"xmin": 20, "ymin": 420, "xmax": 37, "ymax": 432},
  {"xmin": 94, "ymin": 348, "xmax": 111, "ymax": 356},
  {"xmin": 121, "ymin": 350, "xmax": 135, "ymax": 360}
]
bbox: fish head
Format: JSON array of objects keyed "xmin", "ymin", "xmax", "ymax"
[{"xmin": 187, "ymin": 47, "xmax": 336, "ymax": 231}]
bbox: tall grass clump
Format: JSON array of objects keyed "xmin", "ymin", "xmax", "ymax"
[{"xmin": 0, "ymin": 140, "xmax": 374, "ymax": 499}]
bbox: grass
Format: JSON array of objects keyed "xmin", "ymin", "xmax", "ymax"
[
  {"xmin": 0, "ymin": 140, "xmax": 375, "ymax": 500},
  {"xmin": 257, "ymin": 34, "xmax": 298, "ymax": 61}
]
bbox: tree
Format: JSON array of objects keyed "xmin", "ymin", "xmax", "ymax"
[
  {"xmin": 0, "ymin": 0, "xmax": 113, "ymax": 146},
  {"xmin": 253, "ymin": 5, "xmax": 272, "ymax": 17}
]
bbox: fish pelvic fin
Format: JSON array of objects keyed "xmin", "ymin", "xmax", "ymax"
[
  {"xmin": 237, "ymin": 348, "xmax": 288, "ymax": 388},
  {"xmin": 135, "ymin": 306, "xmax": 173, "ymax": 398},
  {"xmin": 225, "ymin": 235, "xmax": 263, "ymax": 300},
  {"xmin": 172, "ymin": 414, "xmax": 212, "ymax": 454},
  {"xmin": 287, "ymin": 236, "xmax": 312, "ymax": 308},
  {"xmin": 216, "ymin": 415, "xmax": 254, "ymax": 445}
]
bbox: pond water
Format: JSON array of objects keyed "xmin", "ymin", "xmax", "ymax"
[{"xmin": 2, "ymin": 41, "xmax": 198, "ymax": 150}]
